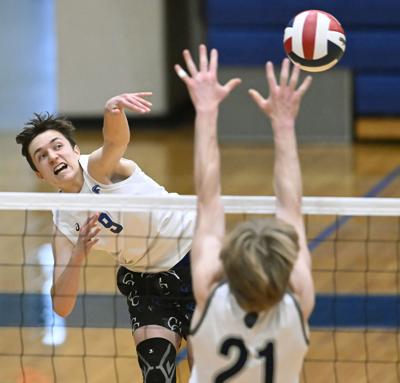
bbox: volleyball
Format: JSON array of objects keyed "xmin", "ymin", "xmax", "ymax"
[{"xmin": 283, "ymin": 10, "xmax": 346, "ymax": 72}]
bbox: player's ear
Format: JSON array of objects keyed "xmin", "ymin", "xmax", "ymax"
[
  {"xmin": 73, "ymin": 144, "xmax": 80, "ymax": 156},
  {"xmin": 35, "ymin": 170, "xmax": 44, "ymax": 180}
]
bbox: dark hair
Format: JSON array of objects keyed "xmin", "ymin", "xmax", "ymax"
[{"xmin": 16, "ymin": 112, "xmax": 77, "ymax": 171}]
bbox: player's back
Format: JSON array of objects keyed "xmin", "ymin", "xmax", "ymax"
[{"xmin": 189, "ymin": 282, "xmax": 309, "ymax": 383}]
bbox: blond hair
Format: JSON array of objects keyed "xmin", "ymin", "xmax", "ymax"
[{"xmin": 220, "ymin": 218, "xmax": 299, "ymax": 312}]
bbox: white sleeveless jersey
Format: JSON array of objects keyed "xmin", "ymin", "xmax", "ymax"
[
  {"xmin": 53, "ymin": 155, "xmax": 194, "ymax": 272},
  {"xmin": 189, "ymin": 282, "xmax": 309, "ymax": 383}
]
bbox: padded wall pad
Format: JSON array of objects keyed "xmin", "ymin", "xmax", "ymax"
[
  {"xmin": 207, "ymin": 0, "xmax": 400, "ymax": 27},
  {"xmin": 356, "ymin": 74, "xmax": 400, "ymax": 115},
  {"xmin": 208, "ymin": 29, "xmax": 400, "ymax": 71}
]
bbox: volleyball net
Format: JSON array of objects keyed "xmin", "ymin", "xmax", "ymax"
[{"xmin": 0, "ymin": 193, "xmax": 398, "ymax": 383}]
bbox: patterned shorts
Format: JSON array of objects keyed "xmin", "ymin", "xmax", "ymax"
[{"xmin": 116, "ymin": 254, "xmax": 195, "ymax": 339}]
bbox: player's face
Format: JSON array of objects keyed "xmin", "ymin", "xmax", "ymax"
[{"xmin": 28, "ymin": 130, "xmax": 82, "ymax": 192}]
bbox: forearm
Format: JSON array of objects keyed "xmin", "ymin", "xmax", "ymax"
[
  {"xmin": 272, "ymin": 118, "xmax": 302, "ymax": 214},
  {"xmin": 103, "ymin": 110, "xmax": 130, "ymax": 147},
  {"xmin": 51, "ymin": 251, "xmax": 85, "ymax": 317},
  {"xmin": 192, "ymin": 107, "xmax": 225, "ymax": 305},
  {"xmin": 194, "ymin": 108, "xmax": 225, "ymax": 239},
  {"xmin": 194, "ymin": 108, "xmax": 221, "ymax": 201}
]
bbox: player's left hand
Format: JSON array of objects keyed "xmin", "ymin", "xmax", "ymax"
[
  {"xmin": 249, "ymin": 59, "xmax": 312, "ymax": 124},
  {"xmin": 105, "ymin": 92, "xmax": 153, "ymax": 114}
]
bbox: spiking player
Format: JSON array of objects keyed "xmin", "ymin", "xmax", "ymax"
[
  {"xmin": 16, "ymin": 92, "xmax": 195, "ymax": 382},
  {"xmin": 176, "ymin": 44, "xmax": 314, "ymax": 382}
]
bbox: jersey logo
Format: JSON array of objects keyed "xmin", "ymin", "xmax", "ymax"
[
  {"xmin": 75, "ymin": 223, "xmax": 80, "ymax": 231},
  {"xmin": 92, "ymin": 185, "xmax": 101, "ymax": 194}
]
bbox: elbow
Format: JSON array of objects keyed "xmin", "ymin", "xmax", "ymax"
[
  {"xmin": 55, "ymin": 310, "xmax": 70, "ymax": 318},
  {"xmin": 51, "ymin": 288, "xmax": 74, "ymax": 318},
  {"xmin": 52, "ymin": 299, "xmax": 73, "ymax": 318}
]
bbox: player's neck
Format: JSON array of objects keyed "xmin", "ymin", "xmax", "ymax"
[{"xmin": 58, "ymin": 170, "xmax": 84, "ymax": 193}]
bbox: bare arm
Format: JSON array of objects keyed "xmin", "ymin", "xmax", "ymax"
[
  {"xmin": 175, "ymin": 45, "xmax": 241, "ymax": 310},
  {"xmin": 249, "ymin": 59, "xmax": 315, "ymax": 320},
  {"xmin": 51, "ymin": 214, "xmax": 100, "ymax": 317},
  {"xmin": 88, "ymin": 92, "xmax": 153, "ymax": 183}
]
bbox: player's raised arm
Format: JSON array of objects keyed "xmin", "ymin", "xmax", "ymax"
[
  {"xmin": 249, "ymin": 59, "xmax": 315, "ymax": 320},
  {"xmin": 88, "ymin": 92, "xmax": 153, "ymax": 182},
  {"xmin": 175, "ymin": 44, "xmax": 241, "ymax": 308}
]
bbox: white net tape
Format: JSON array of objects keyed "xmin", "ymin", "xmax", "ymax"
[{"xmin": 1, "ymin": 192, "xmax": 400, "ymax": 215}]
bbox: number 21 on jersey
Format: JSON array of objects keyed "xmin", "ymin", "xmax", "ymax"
[{"xmin": 215, "ymin": 337, "xmax": 274, "ymax": 383}]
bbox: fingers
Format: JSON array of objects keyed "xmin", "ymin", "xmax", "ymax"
[
  {"xmin": 178, "ymin": 45, "xmax": 219, "ymax": 79},
  {"xmin": 183, "ymin": 49, "xmax": 198, "ymax": 77},
  {"xmin": 248, "ymin": 89, "xmax": 265, "ymax": 109},
  {"xmin": 81, "ymin": 214, "xmax": 99, "ymax": 235},
  {"xmin": 175, "ymin": 64, "xmax": 189, "ymax": 83},
  {"xmin": 119, "ymin": 98, "xmax": 150, "ymax": 114},
  {"xmin": 134, "ymin": 92, "xmax": 153, "ymax": 97},
  {"xmin": 279, "ymin": 58, "xmax": 290, "ymax": 87},
  {"xmin": 289, "ymin": 64, "xmax": 300, "ymax": 90},
  {"xmin": 199, "ymin": 44, "xmax": 208, "ymax": 72},
  {"xmin": 129, "ymin": 93, "xmax": 153, "ymax": 107},
  {"xmin": 107, "ymin": 93, "xmax": 153, "ymax": 114},
  {"xmin": 297, "ymin": 75, "xmax": 313, "ymax": 97},
  {"xmin": 267, "ymin": 59, "xmax": 312, "ymax": 96},
  {"xmin": 284, "ymin": 60, "xmax": 311, "ymax": 96},
  {"xmin": 86, "ymin": 227, "xmax": 101, "ymax": 245},
  {"xmin": 224, "ymin": 78, "xmax": 242, "ymax": 93},
  {"xmin": 176, "ymin": 44, "xmax": 240, "ymax": 108},
  {"xmin": 266, "ymin": 61, "xmax": 277, "ymax": 91},
  {"xmin": 209, "ymin": 48, "xmax": 218, "ymax": 75},
  {"xmin": 86, "ymin": 213, "xmax": 100, "ymax": 225},
  {"xmin": 79, "ymin": 214, "xmax": 101, "ymax": 250}
]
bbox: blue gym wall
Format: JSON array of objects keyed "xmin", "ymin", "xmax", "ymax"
[
  {"xmin": 206, "ymin": 0, "xmax": 400, "ymax": 116},
  {"xmin": 1, "ymin": 0, "xmax": 399, "ymax": 131}
]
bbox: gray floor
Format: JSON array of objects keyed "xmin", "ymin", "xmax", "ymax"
[{"xmin": 0, "ymin": 0, "xmax": 55, "ymax": 131}]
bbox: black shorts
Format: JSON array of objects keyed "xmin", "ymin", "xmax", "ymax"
[{"xmin": 116, "ymin": 254, "xmax": 195, "ymax": 339}]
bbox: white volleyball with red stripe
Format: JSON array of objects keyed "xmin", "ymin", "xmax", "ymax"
[{"xmin": 283, "ymin": 10, "xmax": 346, "ymax": 72}]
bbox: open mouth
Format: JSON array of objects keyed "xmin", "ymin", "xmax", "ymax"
[{"xmin": 54, "ymin": 163, "xmax": 67, "ymax": 175}]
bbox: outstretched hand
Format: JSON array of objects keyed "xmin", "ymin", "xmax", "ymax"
[
  {"xmin": 105, "ymin": 92, "xmax": 153, "ymax": 114},
  {"xmin": 249, "ymin": 58, "xmax": 312, "ymax": 124},
  {"xmin": 175, "ymin": 44, "xmax": 241, "ymax": 112}
]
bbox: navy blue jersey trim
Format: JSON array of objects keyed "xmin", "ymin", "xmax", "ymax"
[
  {"xmin": 287, "ymin": 291, "xmax": 310, "ymax": 345},
  {"xmin": 189, "ymin": 280, "xmax": 226, "ymax": 336}
]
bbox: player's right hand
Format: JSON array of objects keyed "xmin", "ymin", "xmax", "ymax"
[{"xmin": 104, "ymin": 92, "xmax": 153, "ymax": 114}]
